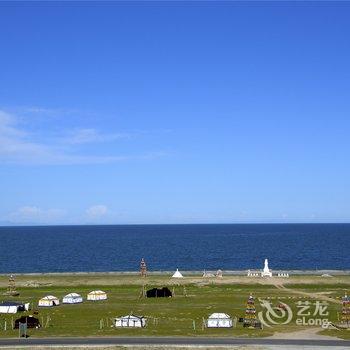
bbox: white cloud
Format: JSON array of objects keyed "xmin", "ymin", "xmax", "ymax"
[
  {"xmin": 0, "ymin": 111, "xmax": 26, "ymax": 138},
  {"xmin": 86, "ymin": 205, "xmax": 108, "ymax": 218},
  {"xmin": 0, "ymin": 109, "xmax": 166, "ymax": 165},
  {"xmin": 21, "ymin": 107, "xmax": 58, "ymax": 114},
  {"xmin": 0, "ymin": 111, "xmax": 52, "ymax": 162},
  {"xmin": 62, "ymin": 128, "xmax": 131, "ymax": 145},
  {"xmin": 8, "ymin": 206, "xmax": 66, "ymax": 224},
  {"xmin": 16, "ymin": 106, "xmax": 80, "ymax": 117}
]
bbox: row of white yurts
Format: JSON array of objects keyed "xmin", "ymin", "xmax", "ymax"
[{"xmin": 38, "ymin": 290, "xmax": 107, "ymax": 307}]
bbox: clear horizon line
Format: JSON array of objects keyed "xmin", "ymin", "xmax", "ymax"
[{"xmin": 1, "ymin": 222, "xmax": 350, "ymax": 228}]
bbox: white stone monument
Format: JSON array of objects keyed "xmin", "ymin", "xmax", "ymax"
[{"xmin": 261, "ymin": 258, "xmax": 272, "ymax": 277}]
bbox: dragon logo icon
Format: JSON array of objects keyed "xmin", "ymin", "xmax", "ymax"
[{"xmin": 258, "ymin": 299, "xmax": 293, "ymax": 328}]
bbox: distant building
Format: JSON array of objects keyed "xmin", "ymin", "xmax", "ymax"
[
  {"xmin": 0, "ymin": 301, "xmax": 29, "ymax": 314},
  {"xmin": 172, "ymin": 268, "xmax": 183, "ymax": 278},
  {"xmin": 87, "ymin": 290, "xmax": 107, "ymax": 301},
  {"xmin": 261, "ymin": 258, "xmax": 272, "ymax": 277},
  {"xmin": 206, "ymin": 313, "xmax": 233, "ymax": 328},
  {"xmin": 62, "ymin": 293, "xmax": 83, "ymax": 304},
  {"xmin": 38, "ymin": 295, "xmax": 60, "ymax": 307},
  {"xmin": 115, "ymin": 314, "xmax": 146, "ymax": 328},
  {"xmin": 247, "ymin": 259, "xmax": 273, "ymax": 277}
]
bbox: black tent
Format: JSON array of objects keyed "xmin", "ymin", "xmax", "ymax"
[
  {"xmin": 146, "ymin": 287, "xmax": 172, "ymax": 298},
  {"xmin": 14, "ymin": 316, "xmax": 41, "ymax": 329}
]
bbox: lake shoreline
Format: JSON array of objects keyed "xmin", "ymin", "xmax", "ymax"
[{"xmin": 1, "ymin": 269, "xmax": 349, "ymax": 276}]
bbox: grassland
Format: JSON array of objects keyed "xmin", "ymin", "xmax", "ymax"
[{"xmin": 0, "ymin": 273, "xmax": 349, "ymax": 339}]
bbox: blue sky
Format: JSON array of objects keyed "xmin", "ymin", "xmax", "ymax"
[{"xmin": 0, "ymin": 1, "xmax": 349, "ymax": 225}]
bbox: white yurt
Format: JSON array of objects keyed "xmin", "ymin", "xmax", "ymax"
[
  {"xmin": 38, "ymin": 295, "xmax": 60, "ymax": 307},
  {"xmin": 207, "ymin": 313, "xmax": 233, "ymax": 328},
  {"xmin": 172, "ymin": 268, "xmax": 183, "ymax": 278},
  {"xmin": 62, "ymin": 293, "xmax": 83, "ymax": 304},
  {"xmin": 0, "ymin": 302, "xmax": 30, "ymax": 314},
  {"xmin": 87, "ymin": 290, "xmax": 107, "ymax": 301},
  {"xmin": 114, "ymin": 314, "xmax": 146, "ymax": 328}
]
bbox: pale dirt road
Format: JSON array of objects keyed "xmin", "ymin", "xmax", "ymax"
[
  {"xmin": 0, "ymin": 273, "xmax": 349, "ymax": 288},
  {"xmin": 273, "ymin": 283, "xmax": 341, "ymax": 304}
]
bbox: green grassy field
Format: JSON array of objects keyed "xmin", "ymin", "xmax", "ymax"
[{"xmin": 0, "ymin": 274, "xmax": 349, "ymax": 339}]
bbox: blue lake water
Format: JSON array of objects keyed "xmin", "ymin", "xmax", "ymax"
[{"xmin": 0, "ymin": 224, "xmax": 349, "ymax": 273}]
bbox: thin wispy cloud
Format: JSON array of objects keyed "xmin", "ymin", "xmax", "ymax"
[
  {"xmin": 14, "ymin": 106, "xmax": 81, "ymax": 117},
  {"xmin": 21, "ymin": 107, "xmax": 60, "ymax": 114},
  {"xmin": 0, "ymin": 109, "xmax": 166, "ymax": 165},
  {"xmin": 86, "ymin": 205, "xmax": 108, "ymax": 219},
  {"xmin": 0, "ymin": 110, "xmax": 54, "ymax": 163},
  {"xmin": 62, "ymin": 128, "xmax": 131, "ymax": 145},
  {"xmin": 8, "ymin": 206, "xmax": 66, "ymax": 224},
  {"xmin": 0, "ymin": 111, "xmax": 26, "ymax": 138}
]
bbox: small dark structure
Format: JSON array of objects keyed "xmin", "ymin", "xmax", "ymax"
[
  {"xmin": 146, "ymin": 287, "xmax": 172, "ymax": 298},
  {"xmin": 14, "ymin": 316, "xmax": 41, "ymax": 329},
  {"xmin": 341, "ymin": 294, "xmax": 350, "ymax": 325},
  {"xmin": 243, "ymin": 294, "xmax": 258, "ymax": 328},
  {"xmin": 140, "ymin": 258, "xmax": 147, "ymax": 277},
  {"xmin": 254, "ymin": 321, "xmax": 262, "ymax": 329},
  {"xmin": 243, "ymin": 320, "xmax": 262, "ymax": 329},
  {"xmin": 3, "ymin": 275, "xmax": 19, "ymax": 296}
]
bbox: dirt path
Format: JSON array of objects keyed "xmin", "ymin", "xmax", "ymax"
[
  {"xmin": 273, "ymin": 281, "xmax": 340, "ymax": 305},
  {"xmin": 268, "ymin": 327, "xmax": 336, "ymax": 340},
  {"xmin": 1, "ymin": 273, "xmax": 349, "ymax": 288}
]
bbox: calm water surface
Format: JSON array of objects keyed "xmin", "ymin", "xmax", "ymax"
[{"xmin": 0, "ymin": 224, "xmax": 349, "ymax": 273}]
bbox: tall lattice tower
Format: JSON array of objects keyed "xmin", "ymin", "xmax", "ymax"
[
  {"xmin": 140, "ymin": 258, "xmax": 147, "ymax": 277},
  {"xmin": 341, "ymin": 294, "xmax": 350, "ymax": 325},
  {"xmin": 244, "ymin": 293, "xmax": 257, "ymax": 327}
]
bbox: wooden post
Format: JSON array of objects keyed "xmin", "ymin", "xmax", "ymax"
[
  {"xmin": 45, "ymin": 316, "xmax": 50, "ymax": 328},
  {"xmin": 139, "ymin": 284, "xmax": 146, "ymax": 299},
  {"xmin": 193, "ymin": 320, "xmax": 196, "ymax": 330}
]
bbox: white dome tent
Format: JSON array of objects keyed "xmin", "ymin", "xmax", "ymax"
[
  {"xmin": 62, "ymin": 293, "xmax": 83, "ymax": 304},
  {"xmin": 87, "ymin": 290, "xmax": 107, "ymax": 301},
  {"xmin": 206, "ymin": 313, "xmax": 233, "ymax": 328},
  {"xmin": 172, "ymin": 268, "xmax": 183, "ymax": 278},
  {"xmin": 0, "ymin": 302, "xmax": 30, "ymax": 314},
  {"xmin": 114, "ymin": 314, "xmax": 146, "ymax": 328},
  {"xmin": 38, "ymin": 295, "xmax": 60, "ymax": 307}
]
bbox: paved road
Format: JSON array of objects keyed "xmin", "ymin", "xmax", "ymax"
[{"xmin": 0, "ymin": 336, "xmax": 349, "ymax": 347}]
